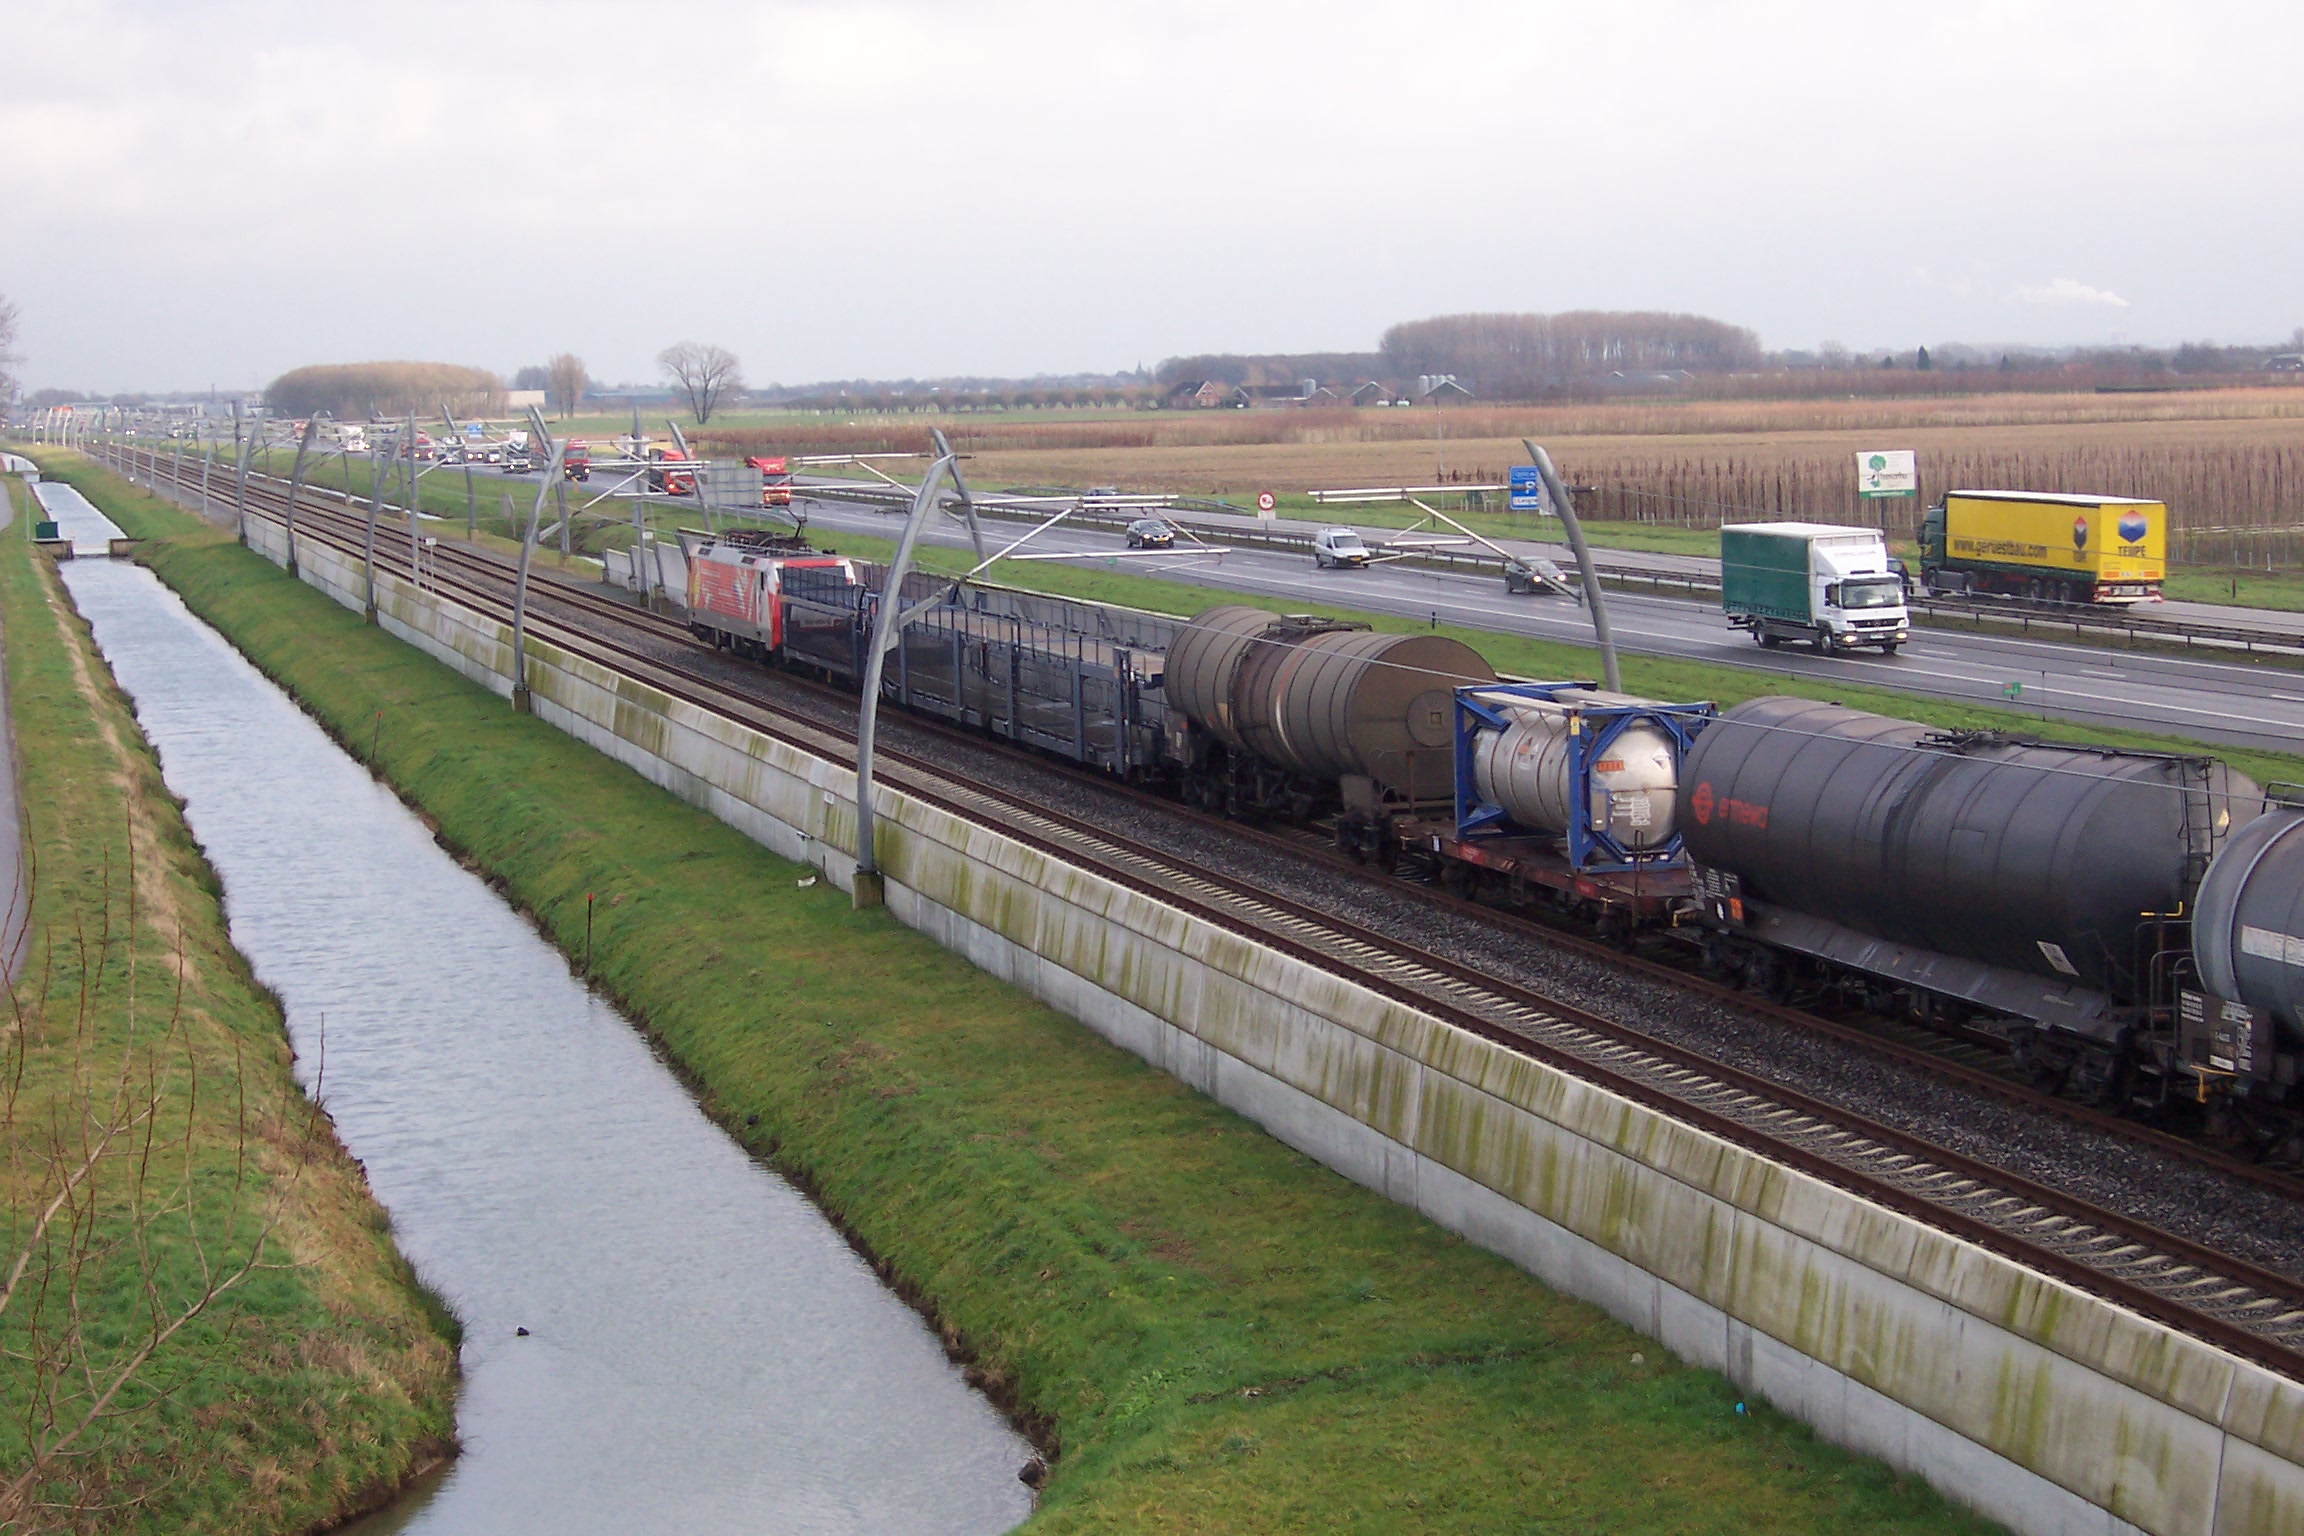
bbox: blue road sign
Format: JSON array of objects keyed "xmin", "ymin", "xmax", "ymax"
[{"xmin": 1509, "ymin": 464, "xmax": 1542, "ymax": 512}]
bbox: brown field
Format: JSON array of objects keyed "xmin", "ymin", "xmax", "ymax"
[{"xmin": 700, "ymin": 388, "xmax": 2304, "ymax": 566}]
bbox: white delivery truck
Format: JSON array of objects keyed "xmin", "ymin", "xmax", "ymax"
[{"xmin": 1721, "ymin": 522, "xmax": 1910, "ymax": 655}]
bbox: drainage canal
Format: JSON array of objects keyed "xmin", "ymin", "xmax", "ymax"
[{"xmin": 57, "ymin": 547, "xmax": 1035, "ymax": 1534}]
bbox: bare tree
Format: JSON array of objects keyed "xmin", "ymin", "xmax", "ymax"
[
  {"xmin": 0, "ymin": 293, "xmax": 21, "ymax": 408},
  {"xmin": 545, "ymin": 353, "xmax": 587, "ymax": 420},
  {"xmin": 658, "ymin": 342, "xmax": 743, "ymax": 425}
]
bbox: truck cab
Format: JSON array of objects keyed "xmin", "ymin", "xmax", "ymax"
[
  {"xmin": 1722, "ymin": 522, "xmax": 1910, "ymax": 655},
  {"xmin": 644, "ymin": 445, "xmax": 696, "ymax": 495},
  {"xmin": 744, "ymin": 455, "xmax": 795, "ymax": 508}
]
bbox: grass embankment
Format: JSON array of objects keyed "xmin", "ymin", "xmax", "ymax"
[
  {"xmin": 0, "ymin": 492, "xmax": 456, "ymax": 1527},
  {"xmin": 57, "ymin": 466, "xmax": 2005, "ymax": 1530}
]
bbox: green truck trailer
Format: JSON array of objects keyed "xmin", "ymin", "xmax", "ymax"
[{"xmin": 1721, "ymin": 522, "xmax": 1910, "ymax": 655}]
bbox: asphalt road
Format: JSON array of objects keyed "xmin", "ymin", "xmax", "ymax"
[{"xmin": 795, "ymin": 496, "xmax": 2304, "ymax": 758}]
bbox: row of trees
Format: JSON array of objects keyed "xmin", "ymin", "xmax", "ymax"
[
  {"xmin": 263, "ymin": 361, "xmax": 504, "ymax": 421},
  {"xmin": 1151, "ymin": 311, "xmax": 1766, "ymax": 399},
  {"xmin": 1378, "ymin": 311, "xmax": 1767, "ymax": 391}
]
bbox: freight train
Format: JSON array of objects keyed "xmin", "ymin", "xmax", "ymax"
[{"xmin": 675, "ymin": 531, "xmax": 2304, "ymax": 1146}]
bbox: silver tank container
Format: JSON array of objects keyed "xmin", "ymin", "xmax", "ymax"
[
  {"xmin": 1678, "ymin": 696, "xmax": 2260, "ymax": 995},
  {"xmin": 1466, "ymin": 688, "xmax": 1681, "ymax": 847},
  {"xmin": 2195, "ymin": 808, "xmax": 2304, "ymax": 1033}
]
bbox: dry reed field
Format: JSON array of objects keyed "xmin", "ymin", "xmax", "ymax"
[
  {"xmin": 699, "ymin": 386, "xmax": 2304, "ymax": 458},
  {"xmin": 702, "ymin": 388, "xmax": 2304, "ymax": 568}
]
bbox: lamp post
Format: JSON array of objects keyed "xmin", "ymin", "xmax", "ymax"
[
  {"xmin": 405, "ymin": 410, "xmax": 423, "ymax": 586},
  {"xmin": 282, "ymin": 417, "xmax": 319, "ymax": 576},
  {"xmin": 232, "ymin": 404, "xmax": 256, "ymax": 545},
  {"xmin": 362, "ymin": 438, "xmax": 389, "ymax": 621},
  {"xmin": 1523, "ymin": 440, "xmax": 1619, "ymax": 692},
  {"xmin": 509, "ymin": 409, "xmax": 568, "ymax": 715},
  {"xmin": 849, "ymin": 446, "xmax": 958, "ymax": 909}
]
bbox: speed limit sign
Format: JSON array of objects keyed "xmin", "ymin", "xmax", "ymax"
[{"xmin": 1256, "ymin": 491, "xmax": 1276, "ymax": 513}]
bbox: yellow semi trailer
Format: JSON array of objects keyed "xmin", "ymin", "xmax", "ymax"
[{"xmin": 1918, "ymin": 490, "xmax": 2165, "ymax": 605}]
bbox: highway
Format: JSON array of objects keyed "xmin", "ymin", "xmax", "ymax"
[
  {"xmin": 1102, "ymin": 500, "xmax": 2304, "ymax": 641},
  {"xmin": 794, "ymin": 496, "xmax": 2304, "ymax": 758}
]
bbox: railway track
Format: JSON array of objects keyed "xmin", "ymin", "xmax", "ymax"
[
  {"xmin": 116, "ymin": 450, "xmax": 2304, "ymax": 1186},
  {"xmin": 107, "ymin": 445, "xmax": 2304, "ymax": 1382}
]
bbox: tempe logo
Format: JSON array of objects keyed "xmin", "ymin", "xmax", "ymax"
[
  {"xmin": 1690, "ymin": 781, "xmax": 1714, "ymax": 826},
  {"xmin": 2071, "ymin": 516, "xmax": 2091, "ymax": 552},
  {"xmin": 2117, "ymin": 510, "xmax": 2149, "ymax": 544}
]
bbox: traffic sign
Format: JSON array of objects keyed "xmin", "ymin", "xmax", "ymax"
[
  {"xmin": 1509, "ymin": 464, "xmax": 1543, "ymax": 511},
  {"xmin": 1858, "ymin": 449, "xmax": 1917, "ymax": 499},
  {"xmin": 466, "ymin": 422, "xmax": 484, "ymax": 439},
  {"xmin": 1256, "ymin": 491, "xmax": 1277, "ymax": 513}
]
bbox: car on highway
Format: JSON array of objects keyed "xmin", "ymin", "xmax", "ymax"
[
  {"xmin": 1313, "ymin": 526, "xmax": 1372, "ymax": 569},
  {"xmin": 1125, "ymin": 518, "xmax": 1177, "ymax": 550},
  {"xmin": 504, "ymin": 450, "xmax": 535, "ymax": 473}
]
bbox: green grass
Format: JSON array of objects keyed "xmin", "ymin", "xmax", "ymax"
[
  {"xmin": 47, "ymin": 452, "xmax": 2011, "ymax": 1532},
  {"xmin": 0, "ymin": 474, "xmax": 457, "ymax": 1531},
  {"xmin": 2162, "ymin": 565, "xmax": 2304, "ymax": 611}
]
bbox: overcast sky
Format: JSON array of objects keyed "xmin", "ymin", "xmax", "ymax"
[{"xmin": 4, "ymin": 0, "xmax": 2299, "ymax": 394}]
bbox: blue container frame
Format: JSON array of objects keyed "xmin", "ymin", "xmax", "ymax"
[{"xmin": 1452, "ymin": 683, "xmax": 1715, "ymax": 871}]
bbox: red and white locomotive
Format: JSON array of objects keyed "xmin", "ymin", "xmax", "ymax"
[{"xmin": 683, "ymin": 531, "xmax": 856, "ymax": 659}]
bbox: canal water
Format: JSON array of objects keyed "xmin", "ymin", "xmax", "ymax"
[{"xmin": 57, "ymin": 553, "xmax": 1035, "ymax": 1535}]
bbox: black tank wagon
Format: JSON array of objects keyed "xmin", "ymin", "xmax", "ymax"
[{"xmin": 1680, "ymin": 696, "xmax": 2277, "ymax": 1115}]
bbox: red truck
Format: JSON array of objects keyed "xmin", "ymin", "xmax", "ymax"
[
  {"xmin": 563, "ymin": 441, "xmax": 591, "ymax": 482},
  {"xmin": 745, "ymin": 455, "xmax": 796, "ymax": 508},
  {"xmin": 645, "ymin": 445, "xmax": 696, "ymax": 495}
]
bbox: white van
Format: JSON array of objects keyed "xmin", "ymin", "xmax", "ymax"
[{"xmin": 1313, "ymin": 526, "xmax": 1372, "ymax": 569}]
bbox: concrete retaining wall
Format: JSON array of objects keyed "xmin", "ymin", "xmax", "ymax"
[{"xmin": 233, "ymin": 515, "xmax": 2304, "ymax": 1536}]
